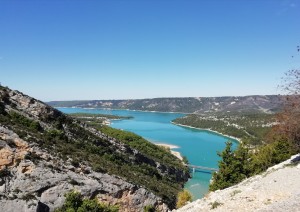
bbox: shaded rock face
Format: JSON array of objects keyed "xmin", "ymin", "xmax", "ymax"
[{"xmin": 0, "ymin": 126, "xmax": 168, "ymax": 212}]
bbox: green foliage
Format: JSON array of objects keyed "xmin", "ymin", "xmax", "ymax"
[
  {"xmin": 55, "ymin": 191, "xmax": 119, "ymax": 212},
  {"xmin": 176, "ymin": 190, "xmax": 192, "ymax": 209},
  {"xmin": 210, "ymin": 141, "xmax": 252, "ymax": 191},
  {"xmin": 48, "ymin": 96, "xmax": 282, "ymax": 114},
  {"xmin": 24, "ymin": 152, "xmax": 42, "ymax": 164},
  {"xmin": 210, "ymin": 201, "xmax": 223, "ymax": 209},
  {"xmin": 143, "ymin": 205, "xmax": 156, "ymax": 212},
  {"xmin": 210, "ymin": 139, "xmax": 296, "ymax": 191},
  {"xmin": 173, "ymin": 113, "xmax": 275, "ymax": 146},
  {"xmin": 67, "ymin": 113, "xmax": 133, "ymax": 128},
  {"xmin": 0, "ymin": 102, "xmax": 5, "ymax": 114},
  {"xmin": 230, "ymin": 190, "xmax": 242, "ymax": 197},
  {"xmin": 21, "ymin": 193, "xmax": 36, "ymax": 202},
  {"xmin": 250, "ymin": 139, "xmax": 296, "ymax": 174},
  {"xmin": 45, "ymin": 129, "xmax": 66, "ymax": 141},
  {"xmin": 97, "ymin": 125, "xmax": 186, "ymax": 170},
  {"xmin": 10, "ymin": 112, "xmax": 42, "ymax": 132},
  {"xmin": 182, "ymin": 156, "xmax": 189, "ymax": 164}
]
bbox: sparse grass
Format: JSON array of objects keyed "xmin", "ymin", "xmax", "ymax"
[
  {"xmin": 230, "ymin": 189, "xmax": 242, "ymax": 197},
  {"xmin": 21, "ymin": 193, "xmax": 36, "ymax": 202},
  {"xmin": 210, "ymin": 201, "xmax": 223, "ymax": 209},
  {"xmin": 69, "ymin": 178, "xmax": 83, "ymax": 186},
  {"xmin": 176, "ymin": 190, "xmax": 192, "ymax": 209},
  {"xmin": 13, "ymin": 188, "xmax": 21, "ymax": 194},
  {"xmin": 264, "ymin": 198, "xmax": 272, "ymax": 205},
  {"xmin": 262, "ymin": 169, "xmax": 274, "ymax": 178},
  {"xmin": 284, "ymin": 162, "xmax": 300, "ymax": 168},
  {"xmin": 24, "ymin": 152, "xmax": 41, "ymax": 164},
  {"xmin": 143, "ymin": 205, "xmax": 156, "ymax": 212}
]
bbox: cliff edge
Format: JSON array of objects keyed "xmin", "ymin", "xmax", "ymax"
[{"xmin": 176, "ymin": 154, "xmax": 300, "ymax": 212}]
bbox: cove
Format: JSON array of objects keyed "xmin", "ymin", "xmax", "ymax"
[{"xmin": 57, "ymin": 107, "xmax": 238, "ymax": 199}]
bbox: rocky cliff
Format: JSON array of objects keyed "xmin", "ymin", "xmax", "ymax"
[
  {"xmin": 0, "ymin": 126, "xmax": 168, "ymax": 212},
  {"xmin": 175, "ymin": 154, "xmax": 300, "ymax": 212},
  {"xmin": 0, "ymin": 87, "xmax": 189, "ymax": 211}
]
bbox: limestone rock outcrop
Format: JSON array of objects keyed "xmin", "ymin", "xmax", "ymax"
[
  {"xmin": 0, "ymin": 87, "xmax": 189, "ymax": 211},
  {"xmin": 0, "ymin": 126, "xmax": 168, "ymax": 212}
]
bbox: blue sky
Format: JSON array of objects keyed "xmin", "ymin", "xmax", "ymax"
[{"xmin": 0, "ymin": 0, "xmax": 300, "ymax": 101}]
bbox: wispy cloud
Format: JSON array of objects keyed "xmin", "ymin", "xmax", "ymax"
[{"xmin": 278, "ymin": 0, "xmax": 298, "ymax": 15}]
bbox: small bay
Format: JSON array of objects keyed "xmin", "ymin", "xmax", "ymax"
[{"xmin": 58, "ymin": 107, "xmax": 238, "ymax": 199}]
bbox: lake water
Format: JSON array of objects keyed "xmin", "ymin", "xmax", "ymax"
[{"xmin": 57, "ymin": 107, "xmax": 237, "ymax": 199}]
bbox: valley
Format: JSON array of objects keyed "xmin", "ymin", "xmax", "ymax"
[{"xmin": 0, "ymin": 87, "xmax": 189, "ymax": 211}]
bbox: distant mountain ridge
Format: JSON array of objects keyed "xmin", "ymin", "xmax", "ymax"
[{"xmin": 48, "ymin": 95, "xmax": 283, "ymax": 114}]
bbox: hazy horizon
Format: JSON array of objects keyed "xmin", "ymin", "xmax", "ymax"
[{"xmin": 46, "ymin": 93, "xmax": 282, "ymax": 102}]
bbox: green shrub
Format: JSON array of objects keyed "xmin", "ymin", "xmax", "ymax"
[
  {"xmin": 250, "ymin": 139, "xmax": 295, "ymax": 174},
  {"xmin": 210, "ymin": 139, "xmax": 296, "ymax": 191},
  {"xmin": 24, "ymin": 152, "xmax": 41, "ymax": 164},
  {"xmin": 176, "ymin": 190, "xmax": 192, "ymax": 208},
  {"xmin": 55, "ymin": 191, "xmax": 119, "ymax": 212},
  {"xmin": 10, "ymin": 112, "xmax": 42, "ymax": 132},
  {"xmin": 144, "ymin": 205, "xmax": 156, "ymax": 212},
  {"xmin": 210, "ymin": 201, "xmax": 223, "ymax": 209},
  {"xmin": 21, "ymin": 193, "xmax": 36, "ymax": 202},
  {"xmin": 0, "ymin": 102, "xmax": 5, "ymax": 114}
]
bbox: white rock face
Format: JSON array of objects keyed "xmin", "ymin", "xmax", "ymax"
[{"xmin": 176, "ymin": 154, "xmax": 300, "ymax": 212}]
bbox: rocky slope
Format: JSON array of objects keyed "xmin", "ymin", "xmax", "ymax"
[
  {"xmin": 48, "ymin": 95, "xmax": 283, "ymax": 114},
  {"xmin": 0, "ymin": 86, "xmax": 189, "ymax": 211},
  {"xmin": 176, "ymin": 154, "xmax": 300, "ymax": 212},
  {"xmin": 0, "ymin": 127, "xmax": 168, "ymax": 212}
]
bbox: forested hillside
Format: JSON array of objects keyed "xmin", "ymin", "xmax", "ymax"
[
  {"xmin": 48, "ymin": 95, "xmax": 283, "ymax": 114},
  {"xmin": 173, "ymin": 113, "xmax": 275, "ymax": 146}
]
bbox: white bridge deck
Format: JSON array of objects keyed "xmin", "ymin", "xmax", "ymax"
[{"xmin": 187, "ymin": 164, "xmax": 218, "ymax": 172}]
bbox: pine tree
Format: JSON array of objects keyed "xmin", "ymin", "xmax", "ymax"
[{"xmin": 209, "ymin": 141, "xmax": 250, "ymax": 191}]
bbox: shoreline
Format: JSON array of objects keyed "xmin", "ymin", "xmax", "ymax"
[
  {"xmin": 155, "ymin": 143, "xmax": 183, "ymax": 161},
  {"xmin": 171, "ymin": 121, "xmax": 241, "ymax": 143},
  {"xmin": 54, "ymin": 106, "xmax": 190, "ymax": 115}
]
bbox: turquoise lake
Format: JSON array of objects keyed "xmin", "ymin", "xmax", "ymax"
[{"xmin": 57, "ymin": 107, "xmax": 238, "ymax": 199}]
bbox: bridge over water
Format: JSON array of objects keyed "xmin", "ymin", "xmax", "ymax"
[{"xmin": 187, "ymin": 164, "xmax": 218, "ymax": 173}]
